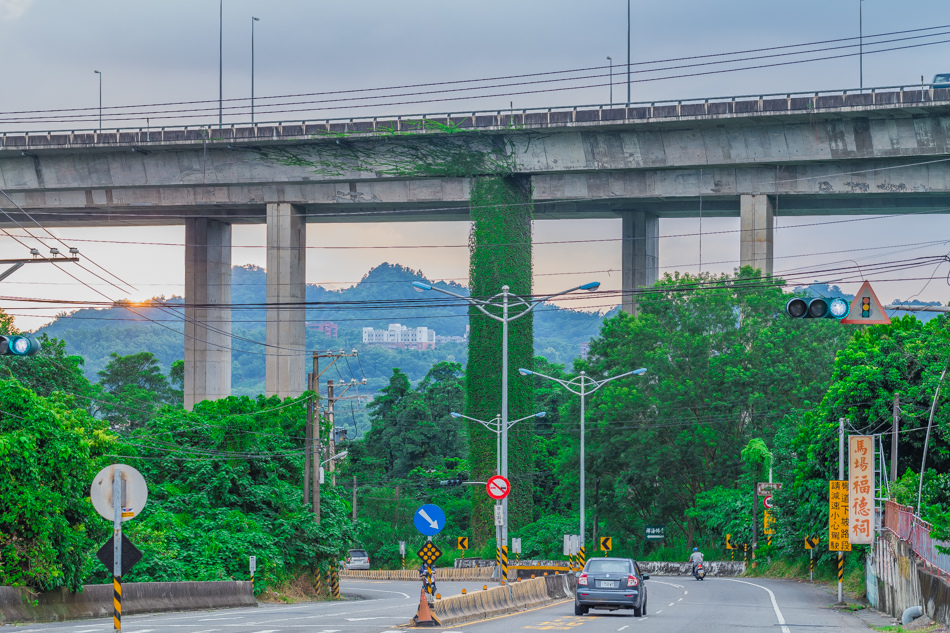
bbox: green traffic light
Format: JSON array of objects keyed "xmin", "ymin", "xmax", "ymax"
[{"xmin": 0, "ymin": 335, "xmax": 40, "ymax": 356}]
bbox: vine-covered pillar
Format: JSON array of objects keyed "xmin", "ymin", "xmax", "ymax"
[{"xmin": 467, "ymin": 175, "xmax": 535, "ymax": 546}]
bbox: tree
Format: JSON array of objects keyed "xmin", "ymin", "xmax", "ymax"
[
  {"xmin": 94, "ymin": 351, "xmax": 176, "ymax": 427},
  {"xmin": 576, "ymin": 268, "xmax": 851, "ymax": 546},
  {"xmin": 0, "ymin": 378, "xmax": 113, "ymax": 590}
]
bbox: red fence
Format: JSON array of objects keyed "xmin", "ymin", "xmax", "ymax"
[{"xmin": 884, "ymin": 500, "xmax": 950, "ymax": 576}]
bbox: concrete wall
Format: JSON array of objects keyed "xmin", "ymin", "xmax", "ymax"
[
  {"xmin": 0, "ymin": 581, "xmax": 255, "ymax": 624},
  {"xmin": 867, "ymin": 529, "xmax": 950, "ymax": 625}
]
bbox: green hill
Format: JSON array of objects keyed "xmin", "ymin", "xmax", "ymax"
[{"xmin": 36, "ymin": 263, "xmax": 613, "ymax": 395}]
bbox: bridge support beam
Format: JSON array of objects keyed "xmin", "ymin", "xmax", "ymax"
[
  {"xmin": 740, "ymin": 194, "xmax": 774, "ymax": 276},
  {"xmin": 266, "ymin": 202, "xmax": 306, "ymax": 399},
  {"xmin": 621, "ymin": 211, "xmax": 659, "ymax": 315},
  {"xmin": 184, "ymin": 218, "xmax": 232, "ymax": 410}
]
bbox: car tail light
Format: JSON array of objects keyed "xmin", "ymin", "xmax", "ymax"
[
  {"xmin": 578, "ymin": 573, "xmax": 588, "ymax": 586},
  {"xmin": 627, "ymin": 575, "xmax": 639, "ymax": 587}
]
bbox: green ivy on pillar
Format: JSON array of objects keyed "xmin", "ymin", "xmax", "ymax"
[{"xmin": 466, "ymin": 175, "xmax": 535, "ymax": 546}]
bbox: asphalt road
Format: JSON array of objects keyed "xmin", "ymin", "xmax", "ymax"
[{"xmin": 2, "ymin": 577, "xmax": 878, "ymax": 633}]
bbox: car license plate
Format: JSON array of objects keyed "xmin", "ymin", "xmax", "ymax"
[{"xmin": 600, "ymin": 581, "xmax": 618, "ymax": 588}]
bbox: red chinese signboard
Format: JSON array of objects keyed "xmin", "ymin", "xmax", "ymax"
[{"xmin": 848, "ymin": 435, "xmax": 874, "ymax": 545}]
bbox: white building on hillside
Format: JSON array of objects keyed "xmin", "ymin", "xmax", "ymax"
[{"xmin": 362, "ymin": 323, "xmax": 436, "ymax": 350}]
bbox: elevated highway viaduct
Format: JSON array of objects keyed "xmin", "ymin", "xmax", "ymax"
[{"xmin": 3, "ymin": 86, "xmax": 950, "ymax": 406}]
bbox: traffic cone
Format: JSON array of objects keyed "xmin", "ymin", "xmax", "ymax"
[{"xmin": 413, "ymin": 586, "xmax": 438, "ymax": 627}]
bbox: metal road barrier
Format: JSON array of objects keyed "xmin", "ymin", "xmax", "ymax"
[
  {"xmin": 3, "ymin": 83, "xmax": 950, "ymax": 147},
  {"xmin": 884, "ymin": 500, "xmax": 950, "ymax": 578},
  {"xmin": 341, "ymin": 567, "xmax": 494, "ymax": 581}
]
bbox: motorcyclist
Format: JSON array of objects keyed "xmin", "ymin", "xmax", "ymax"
[{"xmin": 688, "ymin": 547, "xmax": 704, "ymax": 576}]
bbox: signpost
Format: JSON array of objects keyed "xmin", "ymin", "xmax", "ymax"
[
  {"xmin": 756, "ymin": 482, "xmax": 782, "ymax": 496},
  {"xmin": 848, "ymin": 435, "xmax": 874, "ymax": 545},
  {"xmin": 493, "ymin": 505, "xmax": 504, "ymax": 527},
  {"xmin": 486, "ymin": 475, "xmax": 511, "ymax": 500},
  {"xmin": 512, "ymin": 537, "xmax": 521, "ymax": 563},
  {"xmin": 839, "ymin": 281, "xmax": 891, "ymax": 325},
  {"xmin": 413, "ymin": 504, "xmax": 446, "ymax": 536},
  {"xmin": 399, "ymin": 540, "xmax": 407, "ymax": 569},
  {"xmin": 804, "ymin": 535, "xmax": 819, "ymax": 581},
  {"xmin": 645, "ymin": 525, "xmax": 665, "ymax": 541},
  {"xmin": 457, "ymin": 537, "xmax": 469, "ymax": 551},
  {"xmin": 249, "ymin": 556, "xmax": 256, "ymax": 590},
  {"xmin": 828, "ymin": 481, "xmax": 851, "ymax": 552},
  {"xmin": 91, "ymin": 464, "xmax": 148, "ymax": 633},
  {"xmin": 600, "ymin": 536, "xmax": 612, "ymax": 556}
]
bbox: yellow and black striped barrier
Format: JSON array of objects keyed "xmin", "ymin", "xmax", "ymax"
[
  {"xmin": 501, "ymin": 546, "xmax": 509, "ymax": 585},
  {"xmin": 314, "ymin": 566, "xmax": 322, "ymax": 596},
  {"xmin": 837, "ymin": 555, "xmax": 844, "ymax": 583},
  {"xmin": 578, "ymin": 545, "xmax": 585, "ymax": 568},
  {"xmin": 113, "ymin": 576, "xmax": 121, "ymax": 631},
  {"xmin": 330, "ymin": 563, "xmax": 341, "ymax": 599}
]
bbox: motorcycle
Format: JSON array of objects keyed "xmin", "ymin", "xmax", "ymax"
[{"xmin": 692, "ymin": 563, "xmax": 706, "ymax": 581}]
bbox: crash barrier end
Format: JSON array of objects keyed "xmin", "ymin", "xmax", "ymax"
[
  {"xmin": 0, "ymin": 581, "xmax": 255, "ymax": 624},
  {"xmin": 423, "ymin": 573, "xmax": 577, "ymax": 627}
]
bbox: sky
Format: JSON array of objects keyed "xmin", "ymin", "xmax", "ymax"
[{"xmin": 3, "ymin": 0, "xmax": 950, "ymax": 331}]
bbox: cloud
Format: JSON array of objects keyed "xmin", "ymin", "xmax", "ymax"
[{"xmin": 0, "ymin": 0, "xmax": 33, "ymax": 20}]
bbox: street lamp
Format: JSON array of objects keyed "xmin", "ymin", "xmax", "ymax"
[
  {"xmin": 251, "ymin": 16, "xmax": 260, "ymax": 123},
  {"xmin": 519, "ymin": 366, "xmax": 646, "ymax": 562},
  {"xmin": 451, "ymin": 410, "xmax": 545, "ymax": 578},
  {"xmin": 413, "ymin": 280, "xmax": 601, "ymax": 555},
  {"xmin": 859, "ymin": 0, "xmax": 865, "ymax": 91},
  {"xmin": 319, "ymin": 451, "xmax": 348, "ymax": 484},
  {"xmin": 93, "ymin": 70, "xmax": 102, "ymax": 130},
  {"xmin": 607, "ymin": 56, "xmax": 613, "ymax": 106},
  {"xmin": 218, "ymin": 0, "xmax": 223, "ymax": 128}
]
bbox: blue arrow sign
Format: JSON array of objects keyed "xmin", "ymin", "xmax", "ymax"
[{"xmin": 413, "ymin": 504, "xmax": 446, "ymax": 536}]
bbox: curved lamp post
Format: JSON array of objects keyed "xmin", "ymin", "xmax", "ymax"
[
  {"xmin": 413, "ymin": 280, "xmax": 600, "ymax": 551},
  {"xmin": 519, "ymin": 366, "xmax": 646, "ymax": 560}
]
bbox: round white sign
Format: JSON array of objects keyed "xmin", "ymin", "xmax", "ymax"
[{"xmin": 90, "ymin": 464, "xmax": 148, "ymax": 522}]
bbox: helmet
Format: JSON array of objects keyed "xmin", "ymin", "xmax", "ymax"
[{"xmin": 693, "ymin": 547, "xmax": 699, "ymax": 552}]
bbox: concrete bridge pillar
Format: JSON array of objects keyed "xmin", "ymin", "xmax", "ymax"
[
  {"xmin": 621, "ymin": 211, "xmax": 659, "ymax": 315},
  {"xmin": 184, "ymin": 218, "xmax": 232, "ymax": 410},
  {"xmin": 266, "ymin": 202, "xmax": 307, "ymax": 398},
  {"xmin": 740, "ymin": 194, "xmax": 774, "ymax": 276}
]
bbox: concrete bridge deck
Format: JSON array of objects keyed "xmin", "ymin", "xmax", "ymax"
[{"xmin": 2, "ymin": 85, "xmax": 949, "ymax": 406}]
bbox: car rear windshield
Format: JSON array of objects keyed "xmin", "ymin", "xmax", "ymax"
[
  {"xmin": 586, "ymin": 560, "xmax": 631, "ymax": 573},
  {"xmin": 934, "ymin": 74, "xmax": 950, "ymax": 83},
  {"xmin": 349, "ymin": 550, "xmax": 368, "ymax": 557}
]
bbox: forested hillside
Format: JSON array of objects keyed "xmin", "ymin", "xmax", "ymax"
[{"xmin": 36, "ymin": 263, "xmax": 610, "ymax": 395}]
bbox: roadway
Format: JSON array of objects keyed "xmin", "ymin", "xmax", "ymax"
[{"xmin": 3, "ymin": 577, "xmax": 882, "ymax": 632}]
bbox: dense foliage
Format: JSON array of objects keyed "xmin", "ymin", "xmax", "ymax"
[{"xmin": 467, "ymin": 175, "xmax": 535, "ymax": 544}]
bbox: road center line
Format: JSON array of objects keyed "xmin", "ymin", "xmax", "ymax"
[{"xmin": 723, "ymin": 579, "xmax": 791, "ymax": 633}]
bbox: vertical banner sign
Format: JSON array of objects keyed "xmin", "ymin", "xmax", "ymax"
[
  {"xmin": 828, "ymin": 481, "xmax": 852, "ymax": 551},
  {"xmin": 848, "ymin": 435, "xmax": 874, "ymax": 544},
  {"xmin": 763, "ymin": 509, "xmax": 774, "ymax": 535}
]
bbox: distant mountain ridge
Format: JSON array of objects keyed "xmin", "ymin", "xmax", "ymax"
[{"xmin": 37, "ymin": 263, "xmax": 614, "ymax": 395}]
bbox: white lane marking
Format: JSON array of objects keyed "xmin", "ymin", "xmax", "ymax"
[
  {"xmin": 347, "ymin": 617, "xmax": 406, "ymax": 621},
  {"xmin": 677, "ymin": 598, "xmax": 683, "ymax": 601},
  {"xmin": 199, "ymin": 617, "xmax": 245, "ymax": 621},
  {"xmin": 339, "ymin": 587, "xmax": 411, "ymax": 598},
  {"xmin": 668, "ymin": 602, "xmax": 674, "ymax": 606},
  {"xmin": 619, "ymin": 626, "xmax": 630, "ymax": 631},
  {"xmin": 656, "ymin": 610, "xmax": 663, "ymax": 613},
  {"xmin": 648, "ymin": 580, "xmax": 683, "ymax": 590},
  {"xmin": 723, "ymin": 579, "xmax": 790, "ymax": 633},
  {"xmin": 248, "ymin": 630, "xmax": 279, "ymax": 633},
  {"xmin": 683, "ymin": 590, "xmax": 688, "ymax": 595}
]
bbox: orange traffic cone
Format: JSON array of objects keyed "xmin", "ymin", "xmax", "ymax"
[{"xmin": 413, "ymin": 585, "xmax": 438, "ymax": 627}]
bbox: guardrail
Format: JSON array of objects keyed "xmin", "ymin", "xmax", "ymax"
[
  {"xmin": 341, "ymin": 567, "xmax": 494, "ymax": 581},
  {"xmin": 3, "ymin": 83, "xmax": 950, "ymax": 151},
  {"xmin": 884, "ymin": 500, "xmax": 950, "ymax": 577}
]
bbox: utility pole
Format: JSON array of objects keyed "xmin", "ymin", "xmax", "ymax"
[
  {"xmin": 304, "ymin": 371, "xmax": 312, "ymax": 504},
  {"xmin": 352, "ymin": 475, "xmax": 358, "ymax": 522},
  {"xmin": 891, "ymin": 394, "xmax": 899, "ymax": 482},
  {"xmin": 327, "ymin": 379, "xmax": 336, "ymax": 487}
]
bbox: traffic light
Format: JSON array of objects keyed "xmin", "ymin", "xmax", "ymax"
[
  {"xmin": 784, "ymin": 297, "xmax": 850, "ymax": 320},
  {"xmin": 0, "ymin": 335, "xmax": 40, "ymax": 356},
  {"xmin": 440, "ymin": 478, "xmax": 464, "ymax": 487}
]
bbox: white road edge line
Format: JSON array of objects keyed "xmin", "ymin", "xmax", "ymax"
[{"xmin": 723, "ymin": 579, "xmax": 791, "ymax": 633}]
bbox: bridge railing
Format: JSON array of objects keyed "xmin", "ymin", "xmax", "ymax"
[
  {"xmin": 883, "ymin": 499, "xmax": 950, "ymax": 577},
  {"xmin": 3, "ymin": 83, "xmax": 950, "ymax": 148}
]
